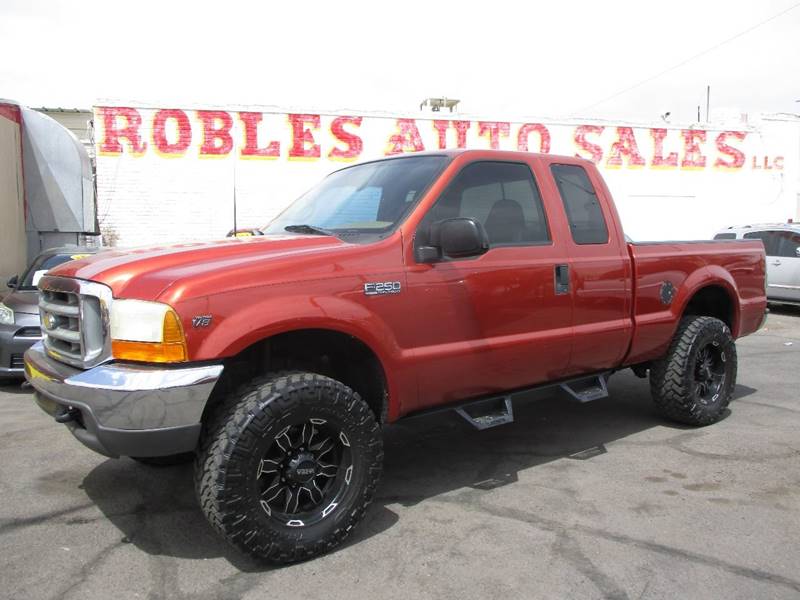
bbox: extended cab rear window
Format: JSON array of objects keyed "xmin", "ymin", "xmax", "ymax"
[{"xmin": 550, "ymin": 164, "xmax": 609, "ymax": 245}]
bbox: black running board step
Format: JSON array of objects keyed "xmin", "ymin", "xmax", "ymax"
[
  {"xmin": 455, "ymin": 396, "xmax": 514, "ymax": 430},
  {"xmin": 560, "ymin": 374, "xmax": 609, "ymax": 403}
]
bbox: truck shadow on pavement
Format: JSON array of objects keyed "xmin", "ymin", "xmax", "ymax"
[
  {"xmin": 767, "ymin": 304, "xmax": 800, "ymax": 317},
  {"xmin": 0, "ymin": 380, "xmax": 32, "ymax": 394},
  {"xmin": 79, "ymin": 371, "xmax": 755, "ymax": 571}
]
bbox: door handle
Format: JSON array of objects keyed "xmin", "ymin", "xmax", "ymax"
[
  {"xmin": 554, "ymin": 264, "xmax": 570, "ymax": 295},
  {"xmin": 771, "ymin": 260, "xmax": 782, "ymax": 266}
]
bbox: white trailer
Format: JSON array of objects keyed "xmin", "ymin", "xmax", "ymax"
[
  {"xmin": 0, "ymin": 102, "xmax": 26, "ymax": 281},
  {"xmin": 0, "ymin": 99, "xmax": 96, "ymax": 281}
]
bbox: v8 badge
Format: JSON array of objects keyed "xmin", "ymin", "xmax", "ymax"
[{"xmin": 192, "ymin": 315, "xmax": 213, "ymax": 328}]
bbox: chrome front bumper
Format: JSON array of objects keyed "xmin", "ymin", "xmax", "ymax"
[{"xmin": 24, "ymin": 342, "xmax": 223, "ymax": 458}]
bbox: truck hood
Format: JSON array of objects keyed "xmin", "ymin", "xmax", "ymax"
[{"xmin": 48, "ymin": 235, "xmax": 349, "ymax": 301}]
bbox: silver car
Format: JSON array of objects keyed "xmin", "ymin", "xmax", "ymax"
[{"xmin": 714, "ymin": 223, "xmax": 800, "ymax": 305}]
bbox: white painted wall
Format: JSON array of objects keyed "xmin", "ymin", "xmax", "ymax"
[{"xmin": 93, "ymin": 103, "xmax": 800, "ymax": 247}]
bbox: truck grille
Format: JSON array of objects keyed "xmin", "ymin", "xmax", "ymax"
[{"xmin": 38, "ymin": 276, "xmax": 112, "ymax": 369}]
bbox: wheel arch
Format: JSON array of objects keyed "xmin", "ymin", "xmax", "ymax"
[
  {"xmin": 676, "ymin": 266, "xmax": 741, "ymax": 337},
  {"xmin": 204, "ymin": 326, "xmax": 391, "ymax": 425},
  {"xmin": 193, "ymin": 291, "xmax": 407, "ymax": 423}
]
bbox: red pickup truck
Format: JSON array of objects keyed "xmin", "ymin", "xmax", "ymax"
[{"xmin": 25, "ymin": 149, "xmax": 767, "ymax": 563}]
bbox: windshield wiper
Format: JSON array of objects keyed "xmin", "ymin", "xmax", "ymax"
[{"xmin": 283, "ymin": 224, "xmax": 337, "ymax": 236}]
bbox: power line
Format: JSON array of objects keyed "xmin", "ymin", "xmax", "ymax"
[{"xmin": 574, "ymin": 1, "xmax": 800, "ymax": 114}]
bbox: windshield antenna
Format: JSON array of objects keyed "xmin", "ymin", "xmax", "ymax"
[{"xmin": 232, "ymin": 153, "xmax": 238, "ymax": 236}]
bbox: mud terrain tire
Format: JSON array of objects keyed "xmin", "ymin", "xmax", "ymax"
[
  {"xmin": 195, "ymin": 371, "xmax": 383, "ymax": 563},
  {"xmin": 650, "ymin": 316, "xmax": 737, "ymax": 426}
]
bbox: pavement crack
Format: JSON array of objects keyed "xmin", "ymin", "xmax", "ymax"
[
  {"xmin": 738, "ymin": 399, "xmax": 800, "ymax": 415},
  {"xmin": 553, "ymin": 529, "xmax": 630, "ymax": 599},
  {"xmin": 0, "ymin": 503, "xmax": 95, "ymax": 534},
  {"xmin": 434, "ymin": 490, "xmax": 800, "ymax": 595},
  {"xmin": 48, "ymin": 539, "xmax": 126, "ymax": 600}
]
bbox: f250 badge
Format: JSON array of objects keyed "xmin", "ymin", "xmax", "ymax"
[
  {"xmin": 192, "ymin": 315, "xmax": 213, "ymax": 328},
  {"xmin": 363, "ymin": 281, "xmax": 401, "ymax": 296}
]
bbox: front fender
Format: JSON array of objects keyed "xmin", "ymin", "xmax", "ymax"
[
  {"xmin": 195, "ymin": 292, "xmax": 402, "ymax": 365},
  {"xmin": 185, "ymin": 285, "xmax": 411, "ymax": 420}
]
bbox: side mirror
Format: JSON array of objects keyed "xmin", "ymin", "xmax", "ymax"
[
  {"xmin": 421, "ymin": 217, "xmax": 489, "ymax": 262},
  {"xmin": 6, "ymin": 275, "xmax": 18, "ymax": 289},
  {"xmin": 438, "ymin": 218, "xmax": 489, "ymax": 258},
  {"xmin": 415, "ymin": 245, "xmax": 441, "ymax": 263}
]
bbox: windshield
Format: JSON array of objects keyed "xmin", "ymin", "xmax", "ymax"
[
  {"xmin": 18, "ymin": 253, "xmax": 85, "ymax": 290},
  {"xmin": 263, "ymin": 155, "xmax": 450, "ymax": 240}
]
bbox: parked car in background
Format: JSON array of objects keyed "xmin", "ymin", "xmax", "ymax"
[
  {"xmin": 715, "ymin": 223, "xmax": 800, "ymax": 305},
  {"xmin": 0, "ymin": 247, "xmax": 98, "ymax": 379}
]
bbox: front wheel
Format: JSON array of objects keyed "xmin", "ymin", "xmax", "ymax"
[
  {"xmin": 649, "ymin": 316, "xmax": 737, "ymax": 426},
  {"xmin": 195, "ymin": 372, "xmax": 383, "ymax": 563}
]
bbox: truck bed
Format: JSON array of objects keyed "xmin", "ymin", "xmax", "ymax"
[{"xmin": 624, "ymin": 239, "xmax": 767, "ymax": 365}]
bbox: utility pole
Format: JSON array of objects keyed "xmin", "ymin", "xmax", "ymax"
[{"xmin": 706, "ymin": 85, "xmax": 711, "ymax": 122}]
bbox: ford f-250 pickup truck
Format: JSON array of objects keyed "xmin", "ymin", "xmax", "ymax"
[{"xmin": 25, "ymin": 149, "xmax": 767, "ymax": 563}]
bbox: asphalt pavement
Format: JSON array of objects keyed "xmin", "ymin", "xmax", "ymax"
[{"xmin": 1, "ymin": 308, "xmax": 799, "ymax": 600}]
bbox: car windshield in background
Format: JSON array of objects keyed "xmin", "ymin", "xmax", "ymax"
[
  {"xmin": 263, "ymin": 155, "xmax": 450, "ymax": 241},
  {"xmin": 19, "ymin": 254, "xmax": 81, "ymax": 290}
]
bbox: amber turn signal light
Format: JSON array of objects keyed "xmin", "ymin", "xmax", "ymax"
[{"xmin": 111, "ymin": 308, "xmax": 188, "ymax": 363}]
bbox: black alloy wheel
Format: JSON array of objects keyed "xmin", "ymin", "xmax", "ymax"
[
  {"xmin": 693, "ymin": 341, "xmax": 727, "ymax": 405},
  {"xmin": 256, "ymin": 419, "xmax": 353, "ymax": 527}
]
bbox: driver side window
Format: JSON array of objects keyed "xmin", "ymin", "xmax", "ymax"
[{"xmin": 417, "ymin": 161, "xmax": 550, "ymax": 249}]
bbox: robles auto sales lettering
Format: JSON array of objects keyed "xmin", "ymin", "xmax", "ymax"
[{"xmin": 96, "ymin": 106, "xmax": 775, "ymax": 171}]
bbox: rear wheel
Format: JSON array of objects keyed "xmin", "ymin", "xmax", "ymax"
[
  {"xmin": 650, "ymin": 316, "xmax": 737, "ymax": 426},
  {"xmin": 195, "ymin": 371, "xmax": 383, "ymax": 563}
]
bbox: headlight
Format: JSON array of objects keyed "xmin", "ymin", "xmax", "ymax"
[
  {"xmin": 110, "ymin": 299, "xmax": 187, "ymax": 363},
  {"xmin": 0, "ymin": 303, "xmax": 13, "ymax": 326}
]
